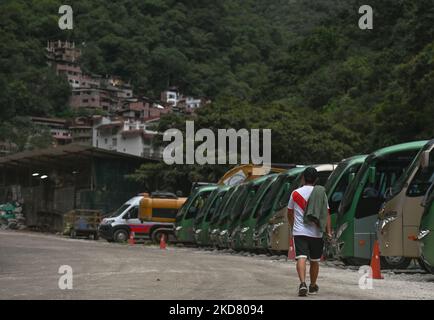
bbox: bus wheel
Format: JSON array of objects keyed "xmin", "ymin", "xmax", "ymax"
[
  {"xmin": 341, "ymin": 257, "xmax": 364, "ymax": 266},
  {"xmin": 113, "ymin": 229, "xmax": 129, "ymax": 243},
  {"xmin": 418, "ymin": 257, "xmax": 434, "ymax": 274},
  {"xmin": 152, "ymin": 230, "xmax": 168, "ymax": 244},
  {"xmin": 380, "ymin": 256, "xmax": 411, "ymax": 270}
]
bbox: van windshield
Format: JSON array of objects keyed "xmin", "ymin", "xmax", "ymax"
[{"xmin": 109, "ymin": 204, "xmax": 130, "ymax": 217}]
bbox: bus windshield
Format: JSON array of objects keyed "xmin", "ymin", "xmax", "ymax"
[
  {"xmin": 406, "ymin": 149, "xmax": 434, "ymax": 197},
  {"xmin": 240, "ymin": 179, "xmax": 271, "ymax": 221},
  {"xmin": 339, "ymin": 155, "xmax": 373, "ymax": 216},
  {"xmin": 257, "ymin": 174, "xmax": 296, "ymax": 224},
  {"xmin": 211, "ymin": 188, "xmax": 235, "ymax": 224},
  {"xmin": 196, "ymin": 189, "xmax": 219, "ymax": 220},
  {"xmin": 229, "ymin": 185, "xmax": 250, "ymax": 223},
  {"xmin": 205, "ymin": 190, "xmax": 227, "ymax": 223},
  {"xmin": 325, "ymin": 160, "xmax": 349, "ymax": 194},
  {"xmin": 422, "ymin": 182, "xmax": 434, "ymax": 213},
  {"xmin": 389, "ymin": 142, "xmax": 434, "ymax": 200},
  {"xmin": 340, "ymin": 150, "xmax": 422, "ymax": 218}
]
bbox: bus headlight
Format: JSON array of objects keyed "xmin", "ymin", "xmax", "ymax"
[
  {"xmin": 241, "ymin": 227, "xmax": 249, "ymax": 233},
  {"xmin": 418, "ymin": 230, "xmax": 430, "ymax": 240},
  {"xmin": 272, "ymin": 222, "xmax": 284, "ymax": 232},
  {"xmin": 379, "ymin": 212, "xmax": 398, "ymax": 231},
  {"xmin": 335, "ymin": 222, "xmax": 348, "ymax": 240}
]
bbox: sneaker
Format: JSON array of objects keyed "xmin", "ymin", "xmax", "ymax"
[
  {"xmin": 309, "ymin": 284, "xmax": 319, "ymax": 295},
  {"xmin": 298, "ymin": 282, "xmax": 308, "ymax": 297}
]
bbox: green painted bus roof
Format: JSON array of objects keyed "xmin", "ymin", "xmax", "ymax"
[
  {"xmin": 249, "ymin": 173, "xmax": 278, "ymax": 185},
  {"xmin": 281, "ymin": 166, "xmax": 306, "ymax": 176},
  {"xmin": 342, "ymin": 154, "xmax": 368, "ymax": 164},
  {"xmin": 195, "ymin": 185, "xmax": 219, "ymax": 193},
  {"xmin": 372, "ymin": 140, "xmax": 428, "ymax": 158}
]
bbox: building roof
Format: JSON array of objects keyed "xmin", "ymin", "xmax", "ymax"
[
  {"xmin": 31, "ymin": 117, "xmax": 68, "ymax": 125},
  {"xmin": 0, "ymin": 144, "xmax": 157, "ymax": 169}
]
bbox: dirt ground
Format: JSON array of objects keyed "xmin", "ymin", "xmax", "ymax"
[{"xmin": 1, "ymin": 230, "xmax": 434, "ymax": 300}]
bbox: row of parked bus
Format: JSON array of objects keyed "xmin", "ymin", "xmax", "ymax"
[{"xmin": 174, "ymin": 139, "xmax": 434, "ymax": 273}]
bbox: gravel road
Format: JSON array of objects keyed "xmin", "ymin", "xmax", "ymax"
[{"xmin": 1, "ymin": 230, "xmax": 434, "ymax": 300}]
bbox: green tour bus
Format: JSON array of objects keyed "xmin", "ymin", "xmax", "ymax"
[
  {"xmin": 175, "ymin": 185, "xmax": 217, "ymax": 243},
  {"xmin": 418, "ymin": 180, "xmax": 434, "ymax": 274},
  {"xmin": 209, "ymin": 185, "xmax": 238, "ymax": 247},
  {"xmin": 267, "ymin": 164, "xmax": 335, "ymax": 253},
  {"xmin": 335, "ymin": 140, "xmax": 427, "ymax": 265},
  {"xmin": 377, "ymin": 139, "xmax": 434, "ymax": 269},
  {"xmin": 253, "ymin": 166, "xmax": 306, "ymax": 252},
  {"xmin": 325, "ymin": 155, "xmax": 368, "ymax": 230},
  {"xmin": 194, "ymin": 186, "xmax": 230, "ymax": 246},
  {"xmin": 215, "ymin": 184, "xmax": 248, "ymax": 248},
  {"xmin": 230, "ymin": 174, "xmax": 278, "ymax": 251}
]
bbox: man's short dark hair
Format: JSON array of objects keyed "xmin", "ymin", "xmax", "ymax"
[{"xmin": 303, "ymin": 167, "xmax": 318, "ymax": 184}]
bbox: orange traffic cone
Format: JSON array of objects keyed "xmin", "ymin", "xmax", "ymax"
[
  {"xmin": 370, "ymin": 240, "xmax": 383, "ymax": 279},
  {"xmin": 128, "ymin": 231, "xmax": 135, "ymax": 245},
  {"xmin": 160, "ymin": 234, "xmax": 167, "ymax": 250},
  {"xmin": 288, "ymin": 237, "xmax": 295, "ymax": 260}
]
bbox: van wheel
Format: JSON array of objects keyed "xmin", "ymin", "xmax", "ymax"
[
  {"xmin": 380, "ymin": 256, "xmax": 411, "ymax": 270},
  {"xmin": 113, "ymin": 229, "xmax": 129, "ymax": 243},
  {"xmin": 152, "ymin": 230, "xmax": 168, "ymax": 244}
]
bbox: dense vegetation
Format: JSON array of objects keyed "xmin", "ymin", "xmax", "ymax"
[{"xmin": 1, "ymin": 0, "xmax": 433, "ymax": 191}]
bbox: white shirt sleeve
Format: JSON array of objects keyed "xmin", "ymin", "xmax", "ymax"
[{"xmin": 288, "ymin": 191, "xmax": 294, "ymax": 210}]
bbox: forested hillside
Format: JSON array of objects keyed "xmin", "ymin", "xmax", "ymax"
[{"xmin": 0, "ymin": 0, "xmax": 433, "ymax": 163}]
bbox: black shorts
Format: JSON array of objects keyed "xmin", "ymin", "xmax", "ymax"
[{"xmin": 293, "ymin": 235, "xmax": 324, "ymax": 261}]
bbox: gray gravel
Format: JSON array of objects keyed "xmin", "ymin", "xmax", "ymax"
[{"xmin": 1, "ymin": 230, "xmax": 434, "ymax": 300}]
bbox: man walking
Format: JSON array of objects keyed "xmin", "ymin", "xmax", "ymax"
[{"xmin": 288, "ymin": 167, "xmax": 332, "ymax": 296}]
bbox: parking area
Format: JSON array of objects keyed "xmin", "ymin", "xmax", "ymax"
[{"xmin": 1, "ymin": 230, "xmax": 434, "ymax": 300}]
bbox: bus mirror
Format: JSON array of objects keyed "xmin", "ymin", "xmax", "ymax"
[
  {"xmin": 189, "ymin": 206, "xmax": 197, "ymax": 214},
  {"xmin": 421, "ymin": 150, "xmax": 430, "ymax": 169},
  {"xmin": 368, "ymin": 167, "xmax": 376, "ymax": 184},
  {"xmin": 332, "ymin": 192, "xmax": 343, "ymax": 203},
  {"xmin": 348, "ymin": 173, "xmax": 356, "ymax": 185}
]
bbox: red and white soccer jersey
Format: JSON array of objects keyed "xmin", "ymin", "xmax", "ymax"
[{"xmin": 288, "ymin": 185, "xmax": 328, "ymax": 238}]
